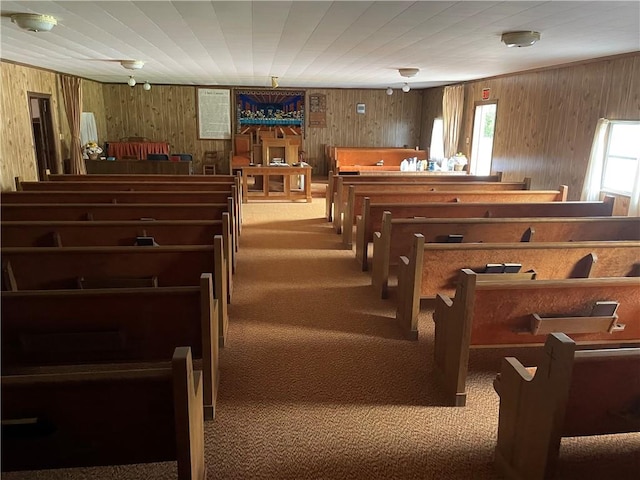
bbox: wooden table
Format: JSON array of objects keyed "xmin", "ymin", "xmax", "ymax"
[{"xmin": 242, "ymin": 165, "xmax": 312, "ymax": 203}]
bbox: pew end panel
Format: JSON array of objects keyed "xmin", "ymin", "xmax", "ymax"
[
  {"xmin": 493, "ymin": 333, "xmax": 640, "ymax": 480},
  {"xmin": 1, "ymin": 347, "xmax": 207, "ymax": 479},
  {"xmin": 395, "ymin": 234, "xmax": 425, "ymax": 340}
]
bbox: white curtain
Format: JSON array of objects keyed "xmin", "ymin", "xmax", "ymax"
[
  {"xmin": 581, "ymin": 118, "xmax": 609, "ymax": 201},
  {"xmin": 80, "ymin": 112, "xmax": 98, "ymax": 147},
  {"xmin": 442, "ymin": 85, "xmax": 465, "ymax": 159},
  {"xmin": 628, "ymin": 162, "xmax": 640, "ymax": 216}
]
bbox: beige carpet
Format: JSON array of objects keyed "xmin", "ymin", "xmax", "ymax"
[{"xmin": 5, "ymin": 196, "xmax": 639, "ymax": 479}]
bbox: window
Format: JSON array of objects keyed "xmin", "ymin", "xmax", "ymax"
[
  {"xmin": 430, "ymin": 118, "xmax": 444, "ymax": 161},
  {"xmin": 601, "ymin": 121, "xmax": 640, "ymax": 195},
  {"xmin": 583, "ymin": 119, "xmax": 640, "ymax": 216}
]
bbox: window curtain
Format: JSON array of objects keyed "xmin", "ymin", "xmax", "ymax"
[
  {"xmin": 581, "ymin": 118, "xmax": 609, "ymax": 201},
  {"xmin": 61, "ymin": 75, "xmax": 86, "ymax": 174},
  {"xmin": 628, "ymin": 162, "xmax": 640, "ymax": 216},
  {"xmin": 442, "ymin": 85, "xmax": 465, "ymax": 159}
]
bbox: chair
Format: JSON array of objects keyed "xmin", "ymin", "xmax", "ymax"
[
  {"xmin": 177, "ymin": 153, "xmax": 193, "ymax": 162},
  {"xmin": 147, "ymin": 154, "xmax": 170, "ymax": 161}
]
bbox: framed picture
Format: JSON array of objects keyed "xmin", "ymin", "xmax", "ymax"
[
  {"xmin": 356, "ymin": 103, "xmax": 365, "ymax": 114},
  {"xmin": 235, "ymin": 89, "xmax": 305, "ymax": 138}
]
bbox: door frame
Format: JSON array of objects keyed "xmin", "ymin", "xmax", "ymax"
[{"xmin": 27, "ymin": 92, "xmax": 58, "ymax": 179}]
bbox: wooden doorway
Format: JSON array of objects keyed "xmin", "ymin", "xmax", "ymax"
[{"xmin": 28, "ymin": 93, "xmax": 57, "ymax": 179}]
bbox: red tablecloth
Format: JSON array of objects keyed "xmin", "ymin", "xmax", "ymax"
[{"xmin": 107, "ymin": 142, "xmax": 170, "ymax": 160}]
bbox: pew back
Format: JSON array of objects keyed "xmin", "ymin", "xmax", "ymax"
[
  {"xmin": 396, "ymin": 236, "xmax": 640, "ymax": 337},
  {"xmin": 2, "ymin": 277, "xmax": 219, "ymax": 419},
  {"xmin": 1, "ymin": 347, "xmax": 206, "ymax": 479},
  {"xmin": 2, "ymin": 241, "xmax": 229, "ymax": 347},
  {"xmin": 343, "ymin": 186, "xmax": 568, "ymax": 246},
  {"xmin": 357, "ymin": 197, "xmax": 616, "ymax": 266},
  {"xmin": 371, "ymin": 216, "xmax": 640, "ymax": 296}
]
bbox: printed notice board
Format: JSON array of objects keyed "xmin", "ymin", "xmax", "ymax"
[{"xmin": 197, "ymin": 88, "xmax": 231, "ymax": 139}]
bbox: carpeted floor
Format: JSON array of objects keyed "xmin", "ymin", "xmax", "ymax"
[{"xmin": 5, "ymin": 194, "xmax": 639, "ymax": 479}]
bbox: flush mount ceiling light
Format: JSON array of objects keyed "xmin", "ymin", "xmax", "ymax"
[
  {"xmin": 398, "ymin": 68, "xmax": 419, "ymax": 78},
  {"xmin": 402, "ymin": 83, "xmax": 411, "ymax": 93},
  {"xmin": 386, "ymin": 87, "xmax": 393, "ymax": 96},
  {"xmin": 11, "ymin": 13, "xmax": 57, "ymax": 32},
  {"xmin": 501, "ymin": 31, "xmax": 540, "ymax": 48},
  {"xmin": 271, "ymin": 76, "xmax": 279, "ymax": 89},
  {"xmin": 121, "ymin": 60, "xmax": 145, "ymax": 70}
]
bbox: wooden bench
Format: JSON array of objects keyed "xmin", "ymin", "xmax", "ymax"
[
  {"xmin": 493, "ymin": 332, "xmax": 640, "ymax": 479},
  {"xmin": 356, "ymin": 196, "xmax": 616, "ymax": 272},
  {"xmin": 331, "ymin": 147, "xmax": 428, "ymax": 173},
  {"xmin": 19, "ymin": 179, "xmax": 243, "ymax": 223},
  {"xmin": 1, "ymin": 216, "xmax": 234, "ymax": 302},
  {"xmin": 47, "ymin": 173, "xmax": 243, "ymax": 221},
  {"xmin": 2, "ymin": 189, "xmax": 240, "ymax": 246},
  {"xmin": 396, "ymin": 236, "xmax": 640, "ymax": 338},
  {"xmin": 325, "ymin": 170, "xmax": 504, "ymax": 221},
  {"xmin": 2, "ymin": 275, "xmax": 219, "ymax": 420},
  {"xmin": 343, "ymin": 186, "xmax": 569, "ymax": 247},
  {"xmin": 331, "ymin": 177, "xmax": 529, "ymax": 231},
  {"xmin": 434, "ymin": 270, "xmax": 640, "ymax": 406},
  {"xmin": 2, "ymin": 242, "xmax": 229, "ymax": 348},
  {"xmin": 1, "ymin": 200, "xmax": 237, "ymax": 270},
  {"xmin": 371, "ymin": 216, "xmax": 640, "ymax": 297},
  {"xmin": 2, "ymin": 346, "xmax": 206, "ymax": 478}
]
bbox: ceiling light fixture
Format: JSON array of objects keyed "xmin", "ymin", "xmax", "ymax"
[
  {"xmin": 121, "ymin": 60, "xmax": 145, "ymax": 70},
  {"xmin": 398, "ymin": 68, "xmax": 419, "ymax": 78},
  {"xmin": 271, "ymin": 76, "xmax": 279, "ymax": 89},
  {"xmin": 11, "ymin": 13, "xmax": 57, "ymax": 32},
  {"xmin": 128, "ymin": 76, "xmax": 136, "ymax": 87},
  {"xmin": 386, "ymin": 87, "xmax": 393, "ymax": 96},
  {"xmin": 501, "ymin": 31, "xmax": 540, "ymax": 48},
  {"xmin": 402, "ymin": 83, "xmax": 411, "ymax": 93},
  {"xmin": 143, "ymin": 81, "xmax": 151, "ymax": 91}
]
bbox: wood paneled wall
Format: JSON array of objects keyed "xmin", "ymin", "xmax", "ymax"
[
  {"xmin": 103, "ymin": 84, "xmax": 228, "ymax": 174},
  {"xmin": 102, "ymin": 85, "xmax": 424, "ymax": 176},
  {"xmin": 420, "ymin": 53, "xmax": 640, "ymax": 200},
  {"xmin": 0, "ymin": 62, "xmax": 62, "ymax": 191}
]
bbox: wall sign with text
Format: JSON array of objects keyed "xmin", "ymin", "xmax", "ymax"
[{"xmin": 197, "ymin": 88, "xmax": 231, "ymax": 140}]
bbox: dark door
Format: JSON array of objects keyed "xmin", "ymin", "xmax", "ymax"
[{"xmin": 28, "ymin": 94, "xmax": 57, "ymax": 179}]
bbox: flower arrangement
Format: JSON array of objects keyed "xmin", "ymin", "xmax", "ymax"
[{"xmin": 83, "ymin": 141, "xmax": 103, "ymax": 159}]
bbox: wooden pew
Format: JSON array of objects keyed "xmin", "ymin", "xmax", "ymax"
[
  {"xmin": 2, "ymin": 276, "xmax": 219, "ymax": 420},
  {"xmin": 1, "ymin": 201, "xmax": 237, "ymax": 272},
  {"xmin": 18, "ymin": 179, "xmax": 242, "ymax": 230},
  {"xmin": 493, "ymin": 333, "xmax": 640, "ymax": 480},
  {"xmin": 43, "ymin": 172, "xmax": 243, "ymax": 228},
  {"xmin": 2, "ymin": 346, "xmax": 206, "ymax": 479},
  {"xmin": 2, "ymin": 189, "xmax": 240, "ymax": 246},
  {"xmin": 342, "ymin": 186, "xmax": 568, "ymax": 246},
  {"xmin": 434, "ymin": 270, "xmax": 640, "ymax": 406},
  {"xmin": 371, "ymin": 216, "xmax": 640, "ymax": 297},
  {"xmin": 1, "ymin": 241, "xmax": 229, "ymax": 348},
  {"xmin": 326, "ymin": 171, "xmax": 504, "ymax": 221},
  {"xmin": 1, "ymin": 215, "xmax": 234, "ymax": 302},
  {"xmin": 331, "ymin": 177, "xmax": 530, "ymax": 231},
  {"xmin": 396, "ymin": 235, "xmax": 640, "ymax": 338},
  {"xmin": 331, "ymin": 147, "xmax": 428, "ymax": 173},
  {"xmin": 356, "ymin": 196, "xmax": 616, "ymax": 270}
]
